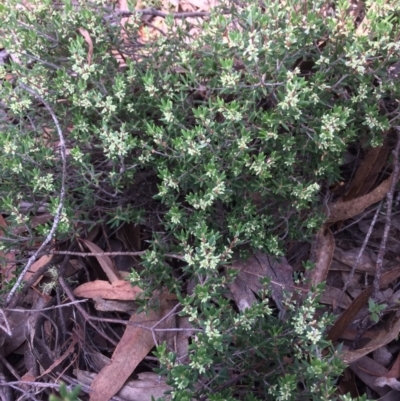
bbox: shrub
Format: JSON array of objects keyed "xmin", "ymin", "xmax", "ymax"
[{"xmin": 0, "ymin": 0, "xmax": 399, "ymax": 399}]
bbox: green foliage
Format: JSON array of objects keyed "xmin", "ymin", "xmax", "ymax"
[
  {"xmin": 368, "ymin": 298, "xmax": 387, "ymax": 323},
  {"xmin": 49, "ymin": 383, "xmax": 81, "ymax": 401},
  {"xmin": 0, "ymin": 0, "xmax": 400, "ymax": 399}
]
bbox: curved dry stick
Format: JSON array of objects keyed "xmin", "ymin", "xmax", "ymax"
[
  {"xmin": 115, "ymin": 9, "xmax": 211, "ymax": 19},
  {"xmin": 326, "ymin": 173, "xmax": 397, "ymax": 223},
  {"xmin": 334, "ymin": 201, "xmax": 382, "ymax": 314},
  {"xmin": 5, "ymin": 83, "xmax": 67, "ymax": 305},
  {"xmin": 372, "ymin": 131, "xmax": 400, "ymax": 299}
]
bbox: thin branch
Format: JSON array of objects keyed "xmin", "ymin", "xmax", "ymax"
[
  {"xmin": 353, "ymin": 133, "xmax": 400, "ymax": 347},
  {"xmin": 0, "ymin": 309, "xmax": 11, "ymax": 336},
  {"xmin": 59, "ymin": 276, "xmax": 203, "ymax": 333},
  {"xmin": 0, "ymin": 355, "xmax": 20, "ymax": 380},
  {"xmin": 335, "ymin": 201, "xmax": 383, "ymax": 314},
  {"xmin": 48, "ymin": 250, "xmax": 146, "ymax": 257},
  {"xmin": 116, "ymin": 9, "xmax": 211, "ymax": 19},
  {"xmin": 58, "ymin": 275, "xmax": 118, "ymax": 347},
  {"xmin": 4, "ymin": 299, "xmax": 88, "ymax": 313},
  {"xmin": 152, "ymin": 302, "xmax": 181, "ymax": 330},
  {"xmin": 33, "ymin": 250, "xmax": 186, "ymax": 260},
  {"xmin": 5, "ymin": 83, "xmax": 67, "ymax": 305},
  {"xmin": 372, "ymin": 132, "xmax": 400, "ymax": 299},
  {"xmin": 336, "ymin": 204, "xmax": 379, "ymax": 233}
]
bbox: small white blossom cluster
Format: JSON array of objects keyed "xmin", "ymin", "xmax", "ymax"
[
  {"xmin": 363, "ymin": 111, "xmax": 388, "ymax": 132},
  {"xmin": 8, "ymin": 93, "xmax": 32, "ymax": 115},
  {"xmin": 33, "ymin": 172, "xmax": 55, "ymax": 193},
  {"xmin": 204, "ymin": 318, "xmax": 223, "ymax": 343},
  {"xmin": 220, "ymin": 70, "xmax": 241, "ymax": 87},
  {"xmin": 265, "ymin": 235, "xmax": 283, "ymax": 255},
  {"xmin": 268, "ymin": 375, "xmax": 297, "ymax": 401},
  {"xmin": 98, "ymin": 124, "xmax": 133, "ymax": 159},
  {"xmin": 319, "ymin": 107, "xmax": 351, "ymax": 151},
  {"xmin": 277, "ymin": 68, "xmax": 303, "ymax": 119},
  {"xmin": 184, "ymin": 242, "xmax": 221, "ymax": 271},
  {"xmin": 345, "ymin": 53, "xmax": 367, "ymax": 74},
  {"xmin": 246, "ymin": 153, "xmax": 275, "ymax": 177},
  {"xmin": 292, "ymin": 303, "xmax": 316, "ymax": 335},
  {"xmin": 186, "ymin": 177, "xmax": 226, "ymax": 210},
  {"xmin": 10, "ymin": 208, "xmax": 28, "ymax": 225},
  {"xmin": 292, "ymin": 297, "xmax": 330, "ymax": 347},
  {"xmin": 158, "ymin": 169, "xmax": 179, "ymax": 197},
  {"xmin": 233, "ymin": 312, "xmax": 258, "ymax": 331},
  {"xmin": 351, "ymin": 83, "xmax": 369, "ymax": 103},
  {"xmin": 144, "ymin": 250, "xmax": 160, "ymax": 266},
  {"xmin": 292, "ymin": 182, "xmax": 320, "ymax": 202},
  {"xmin": 143, "ymin": 73, "xmax": 157, "ymax": 97},
  {"xmin": 73, "ymin": 92, "xmax": 93, "ymax": 109},
  {"xmin": 243, "ymin": 36, "xmax": 260, "ymax": 63},
  {"xmin": 167, "ymin": 206, "xmax": 182, "ymax": 225},
  {"xmin": 184, "ymin": 242, "xmax": 232, "ymax": 272},
  {"xmin": 112, "ymin": 74, "xmax": 127, "ymax": 102},
  {"xmin": 70, "ymin": 146, "xmax": 84, "ymax": 164},
  {"xmin": 95, "ymin": 95, "xmax": 117, "ymax": 116},
  {"xmin": 218, "ymin": 106, "xmax": 242, "ymax": 122},
  {"xmin": 3, "ymin": 140, "xmax": 17, "ymax": 155}
]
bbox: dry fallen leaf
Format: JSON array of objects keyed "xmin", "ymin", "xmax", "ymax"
[
  {"xmin": 79, "ymin": 239, "xmax": 119, "ymax": 283},
  {"xmin": 93, "ymin": 297, "xmax": 137, "ymax": 313},
  {"xmin": 78, "ymin": 370, "xmax": 172, "ymax": 401},
  {"xmin": 306, "ymin": 227, "xmax": 334, "ymax": 288},
  {"xmin": 90, "ymin": 300, "xmax": 174, "ymax": 401},
  {"xmin": 229, "ymin": 252, "xmax": 294, "ymax": 314},
  {"xmin": 37, "ymin": 334, "xmax": 78, "ymax": 378},
  {"xmin": 328, "ymin": 285, "xmax": 373, "ymax": 344},
  {"xmin": 350, "ymin": 356, "xmax": 391, "ymax": 397},
  {"xmin": 326, "ymin": 173, "xmax": 397, "ymax": 223},
  {"xmin": 383, "ymin": 352, "xmax": 400, "ymax": 379},
  {"xmin": 74, "ymin": 279, "xmax": 177, "ymax": 302},
  {"xmin": 320, "ymin": 286, "xmax": 352, "ymax": 309},
  {"xmin": 77, "ymin": 28, "xmax": 93, "ymax": 65},
  {"xmin": 373, "ymin": 346, "xmax": 393, "ymax": 368},
  {"xmin": 73, "ymin": 279, "xmax": 143, "ymax": 301},
  {"xmin": 344, "ymin": 141, "xmax": 389, "ymax": 201},
  {"xmin": 332, "ymin": 247, "xmax": 376, "ymax": 274},
  {"xmin": 345, "ymin": 325, "xmax": 400, "ymax": 366},
  {"xmin": 328, "ymin": 266, "xmax": 400, "ymax": 345},
  {"xmin": 23, "ymin": 254, "xmax": 52, "ymax": 287}
]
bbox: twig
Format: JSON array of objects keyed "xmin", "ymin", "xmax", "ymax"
[
  {"xmin": 149, "ymin": 302, "xmax": 182, "ymax": 345},
  {"xmin": 352, "ymin": 131, "xmax": 400, "ymax": 349},
  {"xmin": 152, "ymin": 302, "xmax": 181, "ymax": 329},
  {"xmin": 0, "ymin": 309, "xmax": 11, "ymax": 336},
  {"xmin": 0, "ymin": 355, "xmax": 20, "ymax": 380},
  {"xmin": 152, "ymin": 327, "xmax": 202, "ymax": 332},
  {"xmin": 335, "ymin": 201, "xmax": 383, "ymax": 314},
  {"xmin": 33, "ymin": 250, "xmax": 186, "ymax": 260},
  {"xmin": 116, "ymin": 9, "xmax": 210, "ymax": 19},
  {"xmin": 372, "ymin": 132, "xmax": 400, "ymax": 299},
  {"xmin": 336, "ymin": 203, "xmax": 380, "ymax": 233},
  {"xmin": 58, "ymin": 277, "xmax": 202, "ymax": 333},
  {"xmin": 4, "ymin": 299, "xmax": 88, "ymax": 313},
  {"xmin": 61, "ymin": 373, "xmax": 133, "ymax": 401},
  {"xmin": 49, "ymin": 250, "xmax": 145, "ymax": 256},
  {"xmin": 0, "ymin": 380, "xmax": 75, "ymax": 391},
  {"xmin": 58, "ymin": 275, "xmax": 118, "ymax": 347},
  {"xmin": 5, "ymin": 83, "xmax": 67, "ymax": 305}
]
